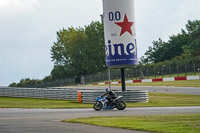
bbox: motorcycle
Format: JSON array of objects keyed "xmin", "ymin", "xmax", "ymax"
[{"xmin": 93, "ymin": 95, "xmax": 126, "ymax": 111}]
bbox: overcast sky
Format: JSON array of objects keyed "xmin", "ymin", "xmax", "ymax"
[{"xmin": 0, "ymin": 0, "xmax": 200, "ymax": 86}]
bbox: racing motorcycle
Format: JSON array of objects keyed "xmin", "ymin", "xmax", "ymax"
[{"xmin": 93, "ymin": 95, "xmax": 126, "ymax": 111}]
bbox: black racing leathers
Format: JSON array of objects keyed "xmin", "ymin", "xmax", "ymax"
[{"xmin": 101, "ymin": 90, "xmax": 117, "ymax": 105}]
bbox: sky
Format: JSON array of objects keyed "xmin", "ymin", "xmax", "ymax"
[{"xmin": 0, "ymin": 0, "xmax": 200, "ymax": 86}]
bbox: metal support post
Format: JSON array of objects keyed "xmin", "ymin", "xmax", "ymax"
[
  {"xmin": 121, "ymin": 68, "xmax": 126, "ymax": 91},
  {"xmin": 108, "ymin": 68, "xmax": 111, "ymax": 90}
]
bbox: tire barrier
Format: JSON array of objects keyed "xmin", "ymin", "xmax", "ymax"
[
  {"xmin": 79, "ymin": 90, "xmax": 149, "ymax": 103},
  {"xmin": 0, "ymin": 87, "xmax": 77, "ymax": 100},
  {"xmin": 0, "ymin": 87, "xmax": 148, "ymax": 103}
]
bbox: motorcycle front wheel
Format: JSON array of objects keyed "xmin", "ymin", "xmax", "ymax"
[
  {"xmin": 116, "ymin": 101, "xmax": 126, "ymax": 110},
  {"xmin": 93, "ymin": 101, "xmax": 103, "ymax": 111}
]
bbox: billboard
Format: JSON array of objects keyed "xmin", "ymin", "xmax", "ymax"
[{"xmin": 103, "ymin": 0, "xmax": 138, "ymax": 68}]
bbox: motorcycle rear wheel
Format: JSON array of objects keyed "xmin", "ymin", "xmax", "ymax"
[
  {"xmin": 116, "ymin": 101, "xmax": 126, "ymax": 110},
  {"xmin": 93, "ymin": 101, "xmax": 103, "ymax": 111}
]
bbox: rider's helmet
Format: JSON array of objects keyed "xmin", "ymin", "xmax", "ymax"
[{"xmin": 105, "ymin": 88, "xmax": 110, "ymax": 92}]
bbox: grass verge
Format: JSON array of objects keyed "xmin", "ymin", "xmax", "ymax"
[
  {"xmin": 126, "ymin": 80, "xmax": 200, "ymax": 87},
  {"xmin": 128, "ymin": 93, "xmax": 200, "ymax": 107},
  {"xmin": 97, "ymin": 80, "xmax": 200, "ymax": 87},
  {"xmin": 0, "ymin": 93, "xmax": 200, "ymax": 108},
  {"xmin": 93, "ymin": 80, "xmax": 200, "ymax": 87},
  {"xmin": 65, "ymin": 114, "xmax": 200, "ymax": 133},
  {"xmin": 0, "ymin": 97, "xmax": 91, "ymax": 108}
]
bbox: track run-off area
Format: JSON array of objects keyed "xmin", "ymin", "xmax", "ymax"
[
  {"xmin": 1, "ymin": 85, "xmax": 200, "ymax": 132},
  {"xmin": 0, "ymin": 107, "xmax": 200, "ymax": 133}
]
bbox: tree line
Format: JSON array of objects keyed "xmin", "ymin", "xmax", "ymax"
[
  {"xmin": 9, "ymin": 21, "xmax": 106, "ymax": 87},
  {"xmin": 140, "ymin": 20, "xmax": 200, "ymax": 66},
  {"xmin": 50, "ymin": 21, "xmax": 105, "ymax": 82},
  {"xmin": 9, "ymin": 20, "xmax": 200, "ymax": 87}
]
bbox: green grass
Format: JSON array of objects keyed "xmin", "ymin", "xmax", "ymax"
[
  {"xmin": 0, "ymin": 97, "xmax": 91, "ymax": 108},
  {"xmin": 128, "ymin": 72, "xmax": 200, "ymax": 81},
  {"xmin": 128, "ymin": 93, "xmax": 200, "ymax": 107},
  {"xmin": 94, "ymin": 72, "xmax": 200, "ymax": 84},
  {"xmin": 98, "ymin": 80, "xmax": 200, "ymax": 87},
  {"xmin": 0, "ymin": 93, "xmax": 200, "ymax": 108},
  {"xmin": 127, "ymin": 80, "xmax": 200, "ymax": 87},
  {"xmin": 65, "ymin": 114, "xmax": 200, "ymax": 133}
]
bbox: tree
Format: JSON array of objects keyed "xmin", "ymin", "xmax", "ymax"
[
  {"xmin": 9, "ymin": 82, "xmax": 17, "ymax": 87},
  {"xmin": 185, "ymin": 20, "xmax": 200, "ymax": 56},
  {"xmin": 141, "ymin": 20, "xmax": 200, "ymax": 64},
  {"xmin": 50, "ymin": 21, "xmax": 106, "ymax": 81},
  {"xmin": 141, "ymin": 38, "xmax": 165, "ymax": 63},
  {"xmin": 83, "ymin": 21, "xmax": 106, "ymax": 74}
]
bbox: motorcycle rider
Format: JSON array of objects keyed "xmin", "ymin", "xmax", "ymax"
[{"xmin": 101, "ymin": 88, "xmax": 117, "ymax": 106}]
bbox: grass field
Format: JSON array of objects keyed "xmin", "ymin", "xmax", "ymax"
[
  {"xmin": 0, "ymin": 97, "xmax": 92, "ymax": 108},
  {"xmin": 128, "ymin": 93, "xmax": 200, "ymax": 107},
  {"xmin": 65, "ymin": 114, "xmax": 200, "ymax": 133},
  {"xmin": 0, "ymin": 93, "xmax": 200, "ymax": 108},
  {"xmin": 127, "ymin": 80, "xmax": 200, "ymax": 87},
  {"xmin": 98, "ymin": 80, "xmax": 200, "ymax": 87}
]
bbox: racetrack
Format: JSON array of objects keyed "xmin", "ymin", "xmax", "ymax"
[
  {"xmin": 1, "ymin": 86, "xmax": 200, "ymax": 133},
  {"xmin": 0, "ymin": 107, "xmax": 200, "ymax": 133},
  {"xmin": 62, "ymin": 86, "xmax": 200, "ymax": 95}
]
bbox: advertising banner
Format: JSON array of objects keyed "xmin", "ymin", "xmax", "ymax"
[{"xmin": 103, "ymin": 0, "xmax": 138, "ymax": 68}]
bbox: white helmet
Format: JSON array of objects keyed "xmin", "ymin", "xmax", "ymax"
[{"xmin": 105, "ymin": 88, "xmax": 110, "ymax": 92}]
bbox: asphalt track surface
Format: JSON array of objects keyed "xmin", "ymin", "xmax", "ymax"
[
  {"xmin": 1, "ymin": 86, "xmax": 200, "ymax": 132},
  {"xmin": 0, "ymin": 107, "xmax": 200, "ymax": 133}
]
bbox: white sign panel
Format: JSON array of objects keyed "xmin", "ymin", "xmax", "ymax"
[{"xmin": 103, "ymin": 0, "xmax": 138, "ymax": 68}]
